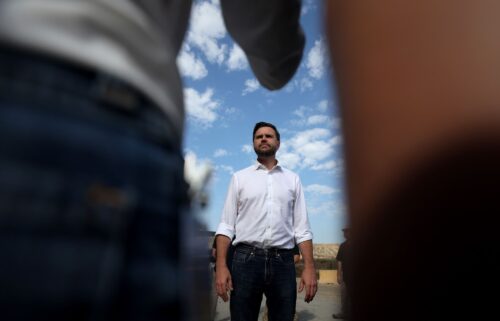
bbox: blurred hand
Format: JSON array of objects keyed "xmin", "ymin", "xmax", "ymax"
[
  {"xmin": 215, "ymin": 265, "xmax": 233, "ymax": 302},
  {"xmin": 298, "ymin": 266, "xmax": 317, "ymax": 303}
]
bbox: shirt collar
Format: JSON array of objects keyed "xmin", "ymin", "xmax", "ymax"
[{"xmin": 254, "ymin": 160, "xmax": 282, "ymax": 171}]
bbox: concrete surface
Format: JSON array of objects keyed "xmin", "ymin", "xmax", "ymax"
[{"xmin": 213, "ymin": 279, "xmax": 342, "ymax": 321}]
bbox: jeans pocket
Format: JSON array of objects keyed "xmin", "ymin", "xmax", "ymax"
[
  {"xmin": 0, "ymin": 161, "xmax": 134, "ymax": 314},
  {"xmin": 233, "ymin": 249, "xmax": 254, "ymax": 264},
  {"xmin": 275, "ymin": 251, "xmax": 294, "ymax": 266}
]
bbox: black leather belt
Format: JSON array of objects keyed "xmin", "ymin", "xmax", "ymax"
[{"xmin": 235, "ymin": 243, "xmax": 293, "ymax": 256}]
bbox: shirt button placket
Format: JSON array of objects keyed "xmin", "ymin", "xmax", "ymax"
[{"xmin": 266, "ymin": 173, "xmax": 273, "ymax": 243}]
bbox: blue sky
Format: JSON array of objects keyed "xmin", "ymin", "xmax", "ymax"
[{"xmin": 178, "ymin": 0, "xmax": 346, "ymax": 244}]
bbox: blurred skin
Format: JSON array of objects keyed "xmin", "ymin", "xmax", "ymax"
[
  {"xmin": 297, "ymin": 240, "xmax": 317, "ymax": 303},
  {"xmin": 215, "ymin": 235, "xmax": 232, "ymax": 302},
  {"xmin": 326, "ymin": 0, "xmax": 500, "ymax": 230},
  {"xmin": 325, "ymin": 1, "xmax": 500, "ymax": 320}
]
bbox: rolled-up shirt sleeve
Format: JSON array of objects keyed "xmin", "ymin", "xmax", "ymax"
[
  {"xmin": 215, "ymin": 174, "xmax": 238, "ymax": 239},
  {"xmin": 293, "ymin": 176, "xmax": 313, "ymax": 244}
]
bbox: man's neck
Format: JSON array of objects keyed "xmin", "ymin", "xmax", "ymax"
[{"xmin": 257, "ymin": 156, "xmax": 277, "ymax": 170}]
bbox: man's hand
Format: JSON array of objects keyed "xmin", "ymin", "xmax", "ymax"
[
  {"xmin": 298, "ymin": 266, "xmax": 317, "ymax": 303},
  {"xmin": 215, "ymin": 265, "xmax": 233, "ymax": 302}
]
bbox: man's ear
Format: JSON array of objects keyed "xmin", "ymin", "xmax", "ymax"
[{"xmin": 277, "ymin": 141, "xmax": 280, "ymax": 150}]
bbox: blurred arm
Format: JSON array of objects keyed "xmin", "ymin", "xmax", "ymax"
[
  {"xmin": 220, "ymin": 0, "xmax": 305, "ymax": 90},
  {"xmin": 298, "ymin": 240, "xmax": 317, "ymax": 303},
  {"xmin": 215, "ymin": 235, "xmax": 232, "ymax": 302}
]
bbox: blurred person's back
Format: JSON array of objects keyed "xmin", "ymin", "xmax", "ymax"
[
  {"xmin": 0, "ymin": 0, "xmax": 191, "ymax": 141},
  {"xmin": 0, "ymin": 1, "xmax": 305, "ymax": 320}
]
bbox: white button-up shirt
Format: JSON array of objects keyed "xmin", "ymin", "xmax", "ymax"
[{"xmin": 215, "ymin": 162, "xmax": 313, "ymax": 249}]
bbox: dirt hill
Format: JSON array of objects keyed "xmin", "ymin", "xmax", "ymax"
[{"xmin": 313, "ymin": 243, "xmax": 339, "ymax": 259}]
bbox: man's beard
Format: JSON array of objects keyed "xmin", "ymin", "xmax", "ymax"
[{"xmin": 254, "ymin": 145, "xmax": 277, "ymax": 157}]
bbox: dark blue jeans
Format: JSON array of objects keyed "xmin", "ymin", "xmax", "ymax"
[
  {"xmin": 0, "ymin": 46, "xmax": 188, "ymax": 321},
  {"xmin": 230, "ymin": 244, "xmax": 296, "ymax": 321}
]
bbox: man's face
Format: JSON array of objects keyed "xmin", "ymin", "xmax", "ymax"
[{"xmin": 253, "ymin": 126, "xmax": 280, "ymax": 157}]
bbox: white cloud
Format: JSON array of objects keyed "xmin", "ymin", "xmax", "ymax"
[
  {"xmin": 301, "ymin": 141, "xmax": 333, "ymax": 166},
  {"xmin": 242, "ymin": 78, "xmax": 260, "ymax": 95},
  {"xmin": 330, "ymin": 135, "xmax": 342, "ymax": 145},
  {"xmin": 278, "ymin": 128, "xmax": 338, "ymax": 170},
  {"xmin": 213, "ymin": 148, "xmax": 229, "ymax": 157},
  {"xmin": 305, "ymin": 184, "xmax": 338, "ymax": 195},
  {"xmin": 183, "ymin": 150, "xmax": 213, "ymax": 194},
  {"xmin": 311, "ymin": 160, "xmax": 338, "ymax": 171},
  {"xmin": 293, "ymin": 105, "xmax": 311, "ymax": 118},
  {"xmin": 317, "ymin": 100, "xmax": 329, "ymax": 112},
  {"xmin": 307, "ymin": 200, "xmax": 346, "ymax": 217},
  {"xmin": 278, "ymin": 152, "xmax": 302, "ymax": 170},
  {"xmin": 330, "ymin": 118, "xmax": 342, "ymax": 129},
  {"xmin": 187, "ymin": 0, "xmax": 227, "ymax": 64},
  {"xmin": 290, "ymin": 119, "xmax": 306, "ymax": 127},
  {"xmin": 241, "ymin": 144, "xmax": 253, "ymax": 154},
  {"xmin": 291, "ymin": 103, "xmax": 339, "ymax": 130},
  {"xmin": 225, "ymin": 107, "xmax": 237, "ymax": 115},
  {"xmin": 299, "ymin": 77, "xmax": 313, "ymax": 92},
  {"xmin": 292, "ymin": 128, "xmax": 331, "ymax": 145},
  {"xmin": 184, "ymin": 87, "xmax": 220, "ymax": 127},
  {"xmin": 177, "ymin": 45, "xmax": 208, "ymax": 80},
  {"xmin": 216, "ymin": 164, "xmax": 235, "ymax": 175},
  {"xmin": 227, "ymin": 44, "xmax": 248, "ymax": 71},
  {"xmin": 284, "ymin": 76, "xmax": 313, "ymax": 93},
  {"xmin": 307, "ymin": 115, "xmax": 329, "ymax": 126},
  {"xmin": 306, "ymin": 38, "xmax": 327, "ymax": 79},
  {"xmin": 301, "ymin": 0, "xmax": 317, "ymax": 15}
]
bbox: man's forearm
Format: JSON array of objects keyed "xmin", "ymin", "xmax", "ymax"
[
  {"xmin": 298, "ymin": 240, "xmax": 315, "ymax": 268},
  {"xmin": 215, "ymin": 235, "xmax": 231, "ymax": 268},
  {"xmin": 298, "ymin": 239, "xmax": 318, "ymax": 302}
]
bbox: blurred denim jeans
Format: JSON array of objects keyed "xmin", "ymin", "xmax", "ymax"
[
  {"xmin": 0, "ymin": 46, "xmax": 188, "ymax": 321},
  {"xmin": 230, "ymin": 244, "xmax": 297, "ymax": 321}
]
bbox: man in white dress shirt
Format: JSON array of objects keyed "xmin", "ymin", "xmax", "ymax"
[{"xmin": 215, "ymin": 122, "xmax": 317, "ymax": 321}]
